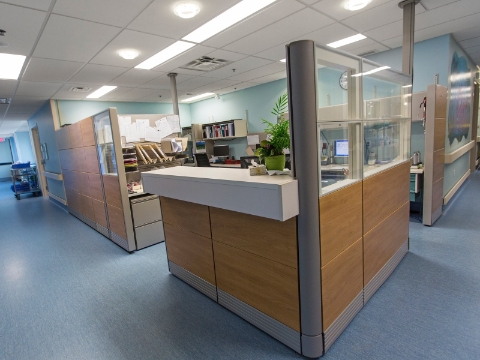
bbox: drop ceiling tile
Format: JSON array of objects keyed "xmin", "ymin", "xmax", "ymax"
[
  {"xmin": 415, "ymin": 12, "xmax": 480, "ymax": 44},
  {"xmin": 8, "ymin": 96, "xmax": 48, "ymax": 113},
  {"xmin": 169, "ymin": 68, "xmax": 209, "ymax": 76},
  {"xmin": 52, "ymin": 83, "xmax": 97, "ymax": 99},
  {"xmin": 53, "ymin": 0, "xmax": 152, "ymax": 27},
  {"xmin": 381, "ymin": 36, "xmax": 403, "ymax": 49},
  {"xmin": 136, "ymin": 90, "xmax": 172, "ymax": 102},
  {"xmin": 176, "ymin": 76, "xmax": 219, "ymax": 92},
  {"xmin": 203, "ymin": 0, "xmax": 306, "ymax": 48},
  {"xmin": 127, "ymin": 0, "xmax": 239, "ymax": 39},
  {"xmin": 364, "ymin": 20, "xmax": 403, "ymax": 42},
  {"xmin": 216, "ymin": 82, "xmax": 259, "ymax": 95},
  {"xmin": 90, "ymin": 29, "xmax": 175, "ymax": 68},
  {"xmin": 249, "ymin": 71, "xmax": 287, "ymax": 84},
  {"xmin": 460, "ymin": 37, "xmax": 480, "ymax": 49},
  {"xmin": 16, "ymin": 81, "xmax": 63, "ymax": 97},
  {"xmin": 255, "ymin": 45, "xmax": 288, "ymax": 62},
  {"xmin": 69, "ymin": 64, "xmax": 129, "ymax": 85},
  {"xmin": 336, "ymin": 38, "xmax": 376, "ymax": 53},
  {"xmin": 96, "ymin": 86, "xmax": 134, "ymax": 100},
  {"xmin": 311, "ymin": 0, "xmax": 392, "ymax": 21},
  {"xmin": 140, "ymin": 74, "xmax": 194, "ymax": 90},
  {"xmin": 112, "ymin": 88, "xmax": 158, "ymax": 101},
  {"xmin": 189, "ymin": 79, "xmax": 242, "ymax": 94},
  {"xmin": 223, "ymin": 8, "xmax": 335, "ymax": 55},
  {"xmin": 3, "ymin": 113, "xmax": 32, "ymax": 120},
  {"xmin": 298, "ymin": 0, "xmax": 320, "ymax": 4},
  {"xmin": 421, "ymin": 0, "xmax": 461, "ymax": 10},
  {"xmin": 150, "ymin": 45, "xmax": 217, "ymax": 73},
  {"xmin": 206, "ymin": 49, "xmax": 249, "ymax": 62},
  {"xmin": 0, "ymin": 0, "xmax": 51, "ymax": 11},
  {"xmin": 349, "ymin": 42, "xmax": 389, "ymax": 57},
  {"xmin": 0, "ymin": 80, "xmax": 18, "ymax": 98},
  {"xmin": 0, "ymin": 3, "xmax": 47, "ymax": 55},
  {"xmin": 23, "ymin": 58, "xmax": 84, "ymax": 82},
  {"xmin": 206, "ymin": 57, "xmax": 274, "ymax": 79},
  {"xmin": 342, "ymin": 1, "xmax": 424, "ymax": 33},
  {"xmin": 33, "ymin": 14, "xmax": 121, "ymax": 62},
  {"xmin": 454, "ymin": 25, "xmax": 480, "ymax": 42},
  {"xmin": 298, "ymin": 22, "xmax": 357, "ymax": 46},
  {"xmin": 7, "ymin": 104, "xmax": 44, "ymax": 114},
  {"xmin": 415, "ymin": 0, "xmax": 480, "ymax": 31},
  {"xmin": 229, "ymin": 62, "xmax": 286, "ymax": 82},
  {"xmin": 109, "ymin": 69, "xmax": 164, "ymax": 87}
]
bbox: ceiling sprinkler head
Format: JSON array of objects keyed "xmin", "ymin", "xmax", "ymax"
[{"xmin": 0, "ymin": 29, "xmax": 6, "ymax": 36}]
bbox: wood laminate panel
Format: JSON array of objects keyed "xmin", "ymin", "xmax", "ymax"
[
  {"xmin": 69, "ymin": 123, "xmax": 83, "ymax": 149},
  {"xmin": 80, "ymin": 194, "xmax": 95, "ymax": 221},
  {"xmin": 58, "ymin": 149, "xmax": 73, "ymax": 171},
  {"xmin": 213, "ymin": 241, "xmax": 300, "ymax": 331},
  {"xmin": 103, "ymin": 175, "xmax": 123, "ymax": 209},
  {"xmin": 363, "ymin": 162, "xmax": 410, "ymax": 234},
  {"xmin": 321, "ymin": 237, "xmax": 363, "ymax": 330},
  {"xmin": 160, "ymin": 197, "xmax": 211, "ymax": 238},
  {"xmin": 92, "ymin": 199, "xmax": 108, "ymax": 228},
  {"xmin": 320, "ymin": 181, "xmax": 363, "ymax": 266},
  {"xmin": 210, "ymin": 207, "xmax": 297, "ymax": 268},
  {"xmin": 434, "ymin": 118, "xmax": 446, "ymax": 152},
  {"xmin": 65, "ymin": 188, "xmax": 80, "ymax": 213},
  {"xmin": 62, "ymin": 169, "xmax": 75, "ymax": 190},
  {"xmin": 107, "ymin": 204, "xmax": 127, "ymax": 240},
  {"xmin": 164, "ymin": 223, "xmax": 216, "ymax": 285},
  {"xmin": 75, "ymin": 171, "xmax": 89, "ymax": 198},
  {"xmin": 433, "ymin": 149, "xmax": 445, "ymax": 183},
  {"xmin": 55, "ymin": 128, "xmax": 71, "ymax": 150},
  {"xmin": 84, "ymin": 146, "xmax": 100, "ymax": 174},
  {"xmin": 432, "ymin": 179, "xmax": 444, "ymax": 214},
  {"xmin": 73, "ymin": 147, "xmax": 86, "ymax": 173},
  {"xmin": 364, "ymin": 202, "xmax": 409, "ymax": 285},
  {"xmin": 80, "ymin": 118, "xmax": 95, "ymax": 147},
  {"xmin": 88, "ymin": 173, "xmax": 103, "ymax": 202}
]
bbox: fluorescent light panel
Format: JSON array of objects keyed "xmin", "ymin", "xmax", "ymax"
[
  {"xmin": 182, "ymin": 93, "xmax": 215, "ymax": 102},
  {"xmin": 135, "ymin": 41, "xmax": 195, "ymax": 70},
  {"xmin": 87, "ymin": 86, "xmax": 117, "ymax": 99},
  {"xmin": 327, "ymin": 34, "xmax": 367, "ymax": 49},
  {"xmin": 183, "ymin": 0, "xmax": 278, "ymax": 43},
  {"xmin": 280, "ymin": 59, "xmax": 286, "ymax": 63},
  {"xmin": 0, "ymin": 53, "xmax": 26, "ymax": 80},
  {"xmin": 352, "ymin": 66, "xmax": 391, "ymax": 77}
]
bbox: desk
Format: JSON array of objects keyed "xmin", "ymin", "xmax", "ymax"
[{"xmin": 210, "ymin": 163, "xmax": 242, "ymax": 169}]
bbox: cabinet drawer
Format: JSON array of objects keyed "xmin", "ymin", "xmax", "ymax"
[
  {"xmin": 131, "ymin": 196, "xmax": 162, "ymax": 227},
  {"xmin": 135, "ymin": 221, "xmax": 165, "ymax": 250}
]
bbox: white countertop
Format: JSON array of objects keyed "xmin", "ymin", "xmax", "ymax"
[{"xmin": 142, "ymin": 167, "xmax": 298, "ymax": 221}]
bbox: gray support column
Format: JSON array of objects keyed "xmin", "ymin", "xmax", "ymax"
[
  {"xmin": 285, "ymin": 40, "xmax": 323, "ymax": 358},
  {"xmin": 399, "ymin": 0, "xmax": 420, "ymax": 76},
  {"xmin": 168, "ymin": 73, "xmax": 180, "ymax": 116}
]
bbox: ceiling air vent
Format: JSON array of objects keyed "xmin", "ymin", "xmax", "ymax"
[
  {"xmin": 0, "ymin": 98, "xmax": 11, "ymax": 105},
  {"xmin": 358, "ymin": 50, "xmax": 377, "ymax": 57},
  {"xmin": 180, "ymin": 56, "xmax": 232, "ymax": 72},
  {"xmin": 69, "ymin": 86, "xmax": 92, "ymax": 93}
]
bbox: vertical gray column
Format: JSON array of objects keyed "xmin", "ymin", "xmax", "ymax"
[
  {"xmin": 285, "ymin": 40, "xmax": 323, "ymax": 358},
  {"xmin": 168, "ymin": 73, "xmax": 180, "ymax": 116},
  {"xmin": 399, "ymin": 0, "xmax": 420, "ymax": 76}
]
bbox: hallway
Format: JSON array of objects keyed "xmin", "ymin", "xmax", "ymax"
[{"xmin": 1, "ymin": 173, "xmax": 480, "ymax": 360}]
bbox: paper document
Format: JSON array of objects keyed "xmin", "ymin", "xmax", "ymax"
[
  {"xmin": 247, "ymin": 135, "xmax": 260, "ymax": 146},
  {"xmin": 171, "ymin": 139, "xmax": 182, "ymax": 152},
  {"xmin": 125, "ymin": 123, "xmax": 140, "ymax": 143},
  {"xmin": 145, "ymin": 127, "xmax": 163, "ymax": 143},
  {"xmin": 135, "ymin": 119, "xmax": 150, "ymax": 139},
  {"xmin": 167, "ymin": 115, "xmax": 181, "ymax": 133},
  {"xmin": 104, "ymin": 125, "xmax": 113, "ymax": 143},
  {"xmin": 155, "ymin": 117, "xmax": 173, "ymax": 139},
  {"xmin": 118, "ymin": 116, "xmax": 132, "ymax": 137}
]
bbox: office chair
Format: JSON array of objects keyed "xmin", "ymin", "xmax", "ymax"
[{"xmin": 194, "ymin": 153, "xmax": 211, "ymax": 167}]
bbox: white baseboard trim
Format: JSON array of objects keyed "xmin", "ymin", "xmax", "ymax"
[{"xmin": 444, "ymin": 170, "xmax": 470, "ymax": 205}]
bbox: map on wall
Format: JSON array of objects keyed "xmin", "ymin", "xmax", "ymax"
[{"xmin": 447, "ymin": 51, "xmax": 472, "ymax": 146}]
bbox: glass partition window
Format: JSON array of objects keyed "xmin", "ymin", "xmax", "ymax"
[
  {"xmin": 94, "ymin": 111, "xmax": 118, "ymax": 175},
  {"xmin": 318, "ymin": 121, "xmax": 362, "ymax": 196}
]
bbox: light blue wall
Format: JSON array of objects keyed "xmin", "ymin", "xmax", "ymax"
[
  {"xmin": 318, "ymin": 68, "xmax": 347, "ymax": 107},
  {"xmin": 28, "ymin": 103, "xmax": 65, "ymax": 200},
  {"xmin": 8, "ymin": 136, "xmax": 18, "ymax": 162},
  {"xmin": 57, "ymin": 100, "xmax": 192, "ymax": 128},
  {"xmin": 190, "ymin": 79, "xmax": 287, "ymax": 159},
  {"xmin": 14, "ymin": 131, "xmax": 35, "ymax": 164}
]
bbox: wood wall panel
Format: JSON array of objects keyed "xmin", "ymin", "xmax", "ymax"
[
  {"xmin": 55, "ymin": 128, "xmax": 71, "ymax": 150},
  {"xmin": 363, "ymin": 162, "xmax": 410, "ymax": 234},
  {"xmin": 84, "ymin": 146, "xmax": 99, "ymax": 174},
  {"xmin": 72, "ymin": 148, "xmax": 86, "ymax": 173},
  {"xmin": 433, "ymin": 150, "xmax": 445, "ymax": 182},
  {"xmin": 321, "ymin": 237, "xmax": 363, "ymax": 330},
  {"xmin": 107, "ymin": 204, "xmax": 127, "ymax": 240},
  {"xmin": 76, "ymin": 171, "xmax": 89, "ymax": 198},
  {"xmin": 164, "ymin": 223, "xmax": 216, "ymax": 285},
  {"xmin": 320, "ymin": 181, "xmax": 363, "ymax": 266},
  {"xmin": 161, "ymin": 197, "xmax": 211, "ymax": 238},
  {"xmin": 80, "ymin": 194, "xmax": 95, "ymax": 221},
  {"xmin": 88, "ymin": 173, "xmax": 103, "ymax": 201},
  {"xmin": 364, "ymin": 202, "xmax": 409, "ymax": 285},
  {"xmin": 58, "ymin": 150, "xmax": 73, "ymax": 171},
  {"xmin": 93, "ymin": 199, "xmax": 108, "ymax": 228},
  {"xmin": 213, "ymin": 241, "xmax": 300, "ymax": 331},
  {"xmin": 103, "ymin": 175, "xmax": 123, "ymax": 209},
  {"xmin": 62, "ymin": 169, "xmax": 75, "ymax": 190},
  {"xmin": 210, "ymin": 207, "xmax": 297, "ymax": 268},
  {"xmin": 69, "ymin": 123, "xmax": 83, "ymax": 149},
  {"xmin": 80, "ymin": 118, "xmax": 95, "ymax": 146},
  {"xmin": 65, "ymin": 188, "xmax": 79, "ymax": 213},
  {"xmin": 434, "ymin": 118, "xmax": 446, "ymax": 152},
  {"xmin": 432, "ymin": 179, "xmax": 444, "ymax": 214}
]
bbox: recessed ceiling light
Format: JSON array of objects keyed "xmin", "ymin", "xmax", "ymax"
[
  {"xmin": 344, "ymin": 0, "xmax": 372, "ymax": 11},
  {"xmin": 327, "ymin": 34, "xmax": 367, "ymax": 48},
  {"xmin": 402, "ymin": 84, "xmax": 412, "ymax": 88},
  {"xmin": 0, "ymin": 53, "xmax": 26, "ymax": 80},
  {"xmin": 86, "ymin": 86, "xmax": 117, "ymax": 99},
  {"xmin": 280, "ymin": 59, "xmax": 286, "ymax": 63},
  {"xmin": 182, "ymin": 93, "xmax": 215, "ymax": 102},
  {"xmin": 174, "ymin": 2, "xmax": 200, "ymax": 18},
  {"xmin": 352, "ymin": 66, "xmax": 390, "ymax": 77},
  {"xmin": 119, "ymin": 50, "xmax": 139, "ymax": 60},
  {"xmin": 135, "ymin": 41, "xmax": 196, "ymax": 70},
  {"xmin": 183, "ymin": 0, "xmax": 278, "ymax": 43}
]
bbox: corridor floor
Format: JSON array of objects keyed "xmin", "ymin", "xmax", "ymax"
[{"xmin": 1, "ymin": 173, "xmax": 480, "ymax": 360}]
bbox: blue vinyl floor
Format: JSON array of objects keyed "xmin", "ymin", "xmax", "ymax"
[{"xmin": 1, "ymin": 172, "xmax": 480, "ymax": 360}]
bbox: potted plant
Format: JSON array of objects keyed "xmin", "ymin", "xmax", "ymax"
[{"xmin": 255, "ymin": 93, "xmax": 290, "ymax": 171}]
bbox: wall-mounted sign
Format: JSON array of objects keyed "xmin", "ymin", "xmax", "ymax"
[{"xmin": 0, "ymin": 138, "xmax": 5, "ymax": 142}]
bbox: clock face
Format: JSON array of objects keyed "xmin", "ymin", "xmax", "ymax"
[{"xmin": 340, "ymin": 71, "xmax": 348, "ymax": 90}]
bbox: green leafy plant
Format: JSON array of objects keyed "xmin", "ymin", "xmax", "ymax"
[{"xmin": 255, "ymin": 93, "xmax": 290, "ymax": 160}]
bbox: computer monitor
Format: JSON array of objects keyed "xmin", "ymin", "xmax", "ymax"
[
  {"xmin": 334, "ymin": 140, "xmax": 348, "ymax": 157},
  {"xmin": 214, "ymin": 145, "xmax": 229, "ymax": 157}
]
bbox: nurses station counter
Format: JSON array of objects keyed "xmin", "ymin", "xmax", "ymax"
[{"xmin": 143, "ymin": 40, "xmax": 413, "ymax": 358}]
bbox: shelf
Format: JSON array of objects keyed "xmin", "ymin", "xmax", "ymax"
[{"xmin": 203, "ymin": 136, "xmax": 246, "ymax": 141}]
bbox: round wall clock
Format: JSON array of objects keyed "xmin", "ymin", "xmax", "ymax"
[{"xmin": 340, "ymin": 71, "xmax": 348, "ymax": 90}]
